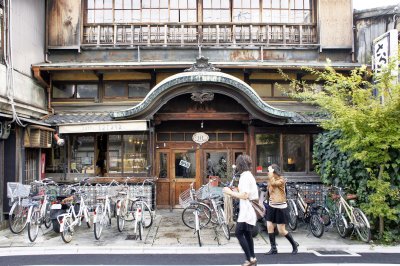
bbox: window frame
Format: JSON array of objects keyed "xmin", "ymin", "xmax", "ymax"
[
  {"xmin": 103, "ymin": 80, "xmax": 151, "ymax": 100},
  {"xmin": 255, "ymin": 131, "xmax": 317, "ymax": 176},
  {"xmin": 51, "ymin": 82, "xmax": 99, "ymax": 100}
]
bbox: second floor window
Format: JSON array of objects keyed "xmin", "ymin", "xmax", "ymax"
[
  {"xmin": 263, "ymin": 0, "xmax": 313, "ymax": 23},
  {"xmin": 52, "ymin": 83, "xmax": 98, "ymax": 99},
  {"xmin": 104, "ymin": 81, "xmax": 151, "ymax": 99},
  {"xmin": 86, "ymin": 0, "xmax": 197, "ymax": 23},
  {"xmin": 85, "ymin": 0, "xmax": 314, "ymax": 24}
]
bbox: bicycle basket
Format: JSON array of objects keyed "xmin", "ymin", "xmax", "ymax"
[
  {"xmin": 7, "ymin": 182, "xmax": 31, "ymax": 199},
  {"xmin": 179, "ymin": 188, "xmax": 192, "ymax": 208},
  {"xmin": 196, "ymin": 184, "xmax": 210, "ymax": 200}
]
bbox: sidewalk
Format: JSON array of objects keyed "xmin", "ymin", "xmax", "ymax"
[{"xmin": 0, "ymin": 209, "xmax": 397, "ymax": 256}]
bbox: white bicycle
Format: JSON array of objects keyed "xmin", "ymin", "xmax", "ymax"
[
  {"xmin": 58, "ymin": 186, "xmax": 92, "ymax": 243},
  {"xmin": 93, "ymin": 180, "xmax": 120, "ymax": 240}
]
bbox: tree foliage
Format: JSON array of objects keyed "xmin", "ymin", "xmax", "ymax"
[{"xmin": 281, "ymin": 61, "xmax": 400, "ymax": 243}]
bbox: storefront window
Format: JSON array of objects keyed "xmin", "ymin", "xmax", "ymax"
[
  {"xmin": 256, "ymin": 134, "xmax": 280, "ymax": 173},
  {"xmin": 123, "ymin": 134, "xmax": 148, "ymax": 174},
  {"xmin": 109, "ymin": 135, "xmax": 122, "ymax": 173},
  {"xmin": 45, "ymin": 143, "xmax": 67, "ymax": 174},
  {"xmin": 70, "ymin": 136, "xmax": 95, "ymax": 174},
  {"xmin": 283, "ymin": 134, "xmax": 306, "ymax": 172}
]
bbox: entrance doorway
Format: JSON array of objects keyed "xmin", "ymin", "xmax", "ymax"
[{"xmin": 156, "ymin": 148, "xmax": 245, "ymax": 209}]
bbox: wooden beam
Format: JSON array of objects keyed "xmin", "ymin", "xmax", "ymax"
[{"xmin": 155, "ymin": 113, "xmax": 249, "ymax": 121}]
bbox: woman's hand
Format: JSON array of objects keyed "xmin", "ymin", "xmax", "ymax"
[{"xmin": 223, "ymin": 187, "xmax": 233, "ymax": 196}]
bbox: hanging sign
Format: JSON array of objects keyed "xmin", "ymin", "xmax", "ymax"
[{"xmin": 192, "ymin": 132, "xmax": 209, "ymax": 145}]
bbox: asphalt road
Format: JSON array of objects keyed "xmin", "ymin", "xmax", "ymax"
[{"xmin": 1, "ymin": 252, "xmax": 399, "ymax": 266}]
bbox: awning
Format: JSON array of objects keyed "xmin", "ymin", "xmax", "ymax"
[{"xmin": 59, "ymin": 120, "xmax": 148, "ymax": 134}]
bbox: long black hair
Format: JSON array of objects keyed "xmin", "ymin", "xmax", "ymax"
[{"xmin": 235, "ymin": 154, "xmax": 252, "ymax": 174}]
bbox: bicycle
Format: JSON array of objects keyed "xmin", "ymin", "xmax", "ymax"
[
  {"xmin": 180, "ymin": 182, "xmax": 212, "ymax": 247},
  {"xmin": 93, "ymin": 180, "xmax": 120, "ymax": 240},
  {"xmin": 331, "ymin": 186, "xmax": 371, "ymax": 243},
  {"xmin": 287, "ymin": 183, "xmax": 325, "ymax": 238},
  {"xmin": 198, "ymin": 177, "xmax": 230, "ymax": 240},
  {"xmin": 26, "ymin": 179, "xmax": 58, "ymax": 242},
  {"xmin": 131, "ymin": 179, "xmax": 154, "ymax": 240},
  {"xmin": 57, "ymin": 184, "xmax": 92, "ymax": 243},
  {"xmin": 7, "ymin": 182, "xmax": 31, "ymax": 234}
]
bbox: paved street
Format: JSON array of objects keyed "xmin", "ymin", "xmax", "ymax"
[{"xmin": 0, "ymin": 209, "xmax": 398, "ymax": 265}]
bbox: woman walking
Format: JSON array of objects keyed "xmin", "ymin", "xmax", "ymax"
[
  {"xmin": 265, "ymin": 164, "xmax": 298, "ymax": 255},
  {"xmin": 223, "ymin": 155, "xmax": 258, "ymax": 266}
]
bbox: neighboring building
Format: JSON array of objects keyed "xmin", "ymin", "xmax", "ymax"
[
  {"xmin": 354, "ymin": 4, "xmax": 400, "ymax": 65},
  {"xmin": 27, "ymin": 0, "xmax": 360, "ymax": 210},
  {"xmin": 0, "ymin": 0, "xmax": 50, "ymax": 225}
]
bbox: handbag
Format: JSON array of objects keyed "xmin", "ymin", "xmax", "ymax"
[{"xmin": 250, "ymin": 199, "xmax": 266, "ymax": 220}]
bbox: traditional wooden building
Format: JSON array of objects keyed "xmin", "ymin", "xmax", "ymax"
[
  {"xmin": 29, "ymin": 0, "xmax": 361, "ymax": 209},
  {"xmin": 0, "ymin": 0, "xmax": 50, "ymax": 225}
]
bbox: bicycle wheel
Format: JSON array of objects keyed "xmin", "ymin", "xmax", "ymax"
[
  {"xmin": 353, "ymin": 208, "xmax": 371, "ymax": 243},
  {"xmin": 335, "ymin": 213, "xmax": 349, "ymax": 238},
  {"xmin": 117, "ymin": 200, "xmax": 126, "ymax": 232},
  {"xmin": 287, "ymin": 200, "xmax": 298, "ymax": 231},
  {"xmin": 138, "ymin": 220, "xmax": 143, "ymax": 240},
  {"xmin": 182, "ymin": 203, "xmax": 211, "ymax": 229},
  {"xmin": 27, "ymin": 208, "xmax": 40, "ymax": 242},
  {"xmin": 197, "ymin": 229, "xmax": 202, "ymax": 247},
  {"xmin": 84, "ymin": 207, "xmax": 92, "ymax": 228},
  {"xmin": 310, "ymin": 214, "xmax": 324, "ymax": 238},
  {"xmin": 61, "ymin": 216, "xmax": 74, "ymax": 243},
  {"xmin": 140, "ymin": 202, "xmax": 153, "ymax": 228},
  {"xmin": 318, "ymin": 206, "xmax": 331, "ymax": 226},
  {"xmin": 94, "ymin": 205, "xmax": 105, "ymax": 240},
  {"xmin": 9, "ymin": 201, "xmax": 28, "ymax": 234},
  {"xmin": 44, "ymin": 203, "xmax": 52, "ymax": 229},
  {"xmin": 217, "ymin": 206, "xmax": 230, "ymax": 240}
]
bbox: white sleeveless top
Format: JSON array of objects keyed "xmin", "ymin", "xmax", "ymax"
[{"xmin": 237, "ymin": 171, "xmax": 258, "ymax": 226}]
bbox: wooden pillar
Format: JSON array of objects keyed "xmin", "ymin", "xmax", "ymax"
[{"xmin": 248, "ymin": 123, "xmax": 256, "ymax": 173}]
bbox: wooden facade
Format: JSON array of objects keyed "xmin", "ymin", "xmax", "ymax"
[{"xmin": 31, "ymin": 0, "xmax": 359, "ymax": 209}]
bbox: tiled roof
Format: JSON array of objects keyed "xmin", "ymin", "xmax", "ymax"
[
  {"xmin": 288, "ymin": 111, "xmax": 328, "ymax": 124},
  {"xmin": 44, "ymin": 111, "xmax": 324, "ymax": 126},
  {"xmin": 44, "ymin": 112, "xmax": 113, "ymax": 125}
]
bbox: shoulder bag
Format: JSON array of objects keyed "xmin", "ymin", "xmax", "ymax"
[{"xmin": 250, "ymin": 199, "xmax": 266, "ymax": 220}]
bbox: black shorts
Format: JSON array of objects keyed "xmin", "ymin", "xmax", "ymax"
[{"xmin": 266, "ymin": 205, "xmax": 288, "ymax": 224}]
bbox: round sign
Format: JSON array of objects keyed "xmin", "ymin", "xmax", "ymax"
[{"xmin": 192, "ymin": 132, "xmax": 209, "ymax": 145}]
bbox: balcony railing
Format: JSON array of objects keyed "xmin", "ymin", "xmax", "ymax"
[{"xmin": 82, "ymin": 23, "xmax": 318, "ymax": 47}]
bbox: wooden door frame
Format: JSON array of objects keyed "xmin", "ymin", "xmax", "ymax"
[
  {"xmin": 170, "ymin": 148, "xmax": 200, "ymax": 208},
  {"xmin": 155, "ymin": 149, "xmax": 171, "ymax": 209}
]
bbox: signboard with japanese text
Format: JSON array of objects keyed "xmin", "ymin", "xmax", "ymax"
[
  {"xmin": 59, "ymin": 120, "xmax": 148, "ymax": 134},
  {"xmin": 373, "ymin": 29, "xmax": 398, "ymax": 79}
]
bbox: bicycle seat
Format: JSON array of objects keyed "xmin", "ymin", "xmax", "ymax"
[
  {"xmin": 118, "ymin": 191, "xmax": 127, "ymax": 195},
  {"xmin": 346, "ymin": 194, "xmax": 357, "ymax": 200},
  {"xmin": 305, "ymin": 198, "xmax": 315, "ymax": 204}
]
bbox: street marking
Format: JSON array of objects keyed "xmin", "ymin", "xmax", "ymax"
[{"xmin": 310, "ymin": 249, "xmax": 361, "ymax": 257}]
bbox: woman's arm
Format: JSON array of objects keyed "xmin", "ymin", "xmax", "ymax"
[
  {"xmin": 268, "ymin": 175, "xmax": 285, "ymax": 187},
  {"xmin": 223, "ymin": 187, "xmax": 249, "ymax": 200}
]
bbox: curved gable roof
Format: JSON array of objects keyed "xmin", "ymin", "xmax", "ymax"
[{"xmin": 111, "ymin": 71, "xmax": 295, "ymax": 124}]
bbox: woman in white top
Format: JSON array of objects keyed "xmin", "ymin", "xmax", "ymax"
[{"xmin": 223, "ymin": 155, "xmax": 258, "ymax": 266}]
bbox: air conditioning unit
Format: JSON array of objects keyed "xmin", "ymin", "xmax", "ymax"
[
  {"xmin": 24, "ymin": 127, "xmax": 52, "ymax": 148},
  {"xmin": 0, "ymin": 121, "xmax": 11, "ymax": 139}
]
